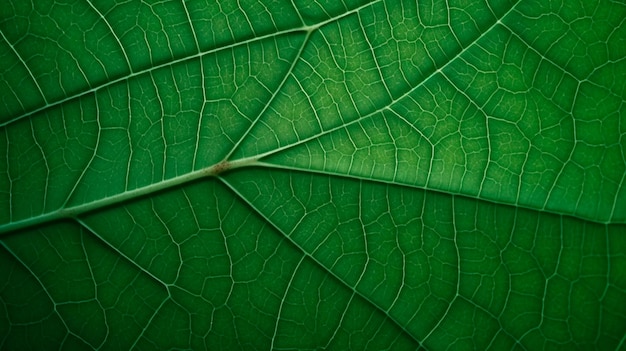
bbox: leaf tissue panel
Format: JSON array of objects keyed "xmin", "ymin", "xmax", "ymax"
[{"xmin": 0, "ymin": 0, "xmax": 625, "ymax": 349}]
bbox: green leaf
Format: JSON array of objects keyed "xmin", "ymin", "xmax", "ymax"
[{"xmin": 1, "ymin": 0, "xmax": 625, "ymax": 349}]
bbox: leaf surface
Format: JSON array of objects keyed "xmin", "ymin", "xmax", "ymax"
[{"xmin": 1, "ymin": 0, "xmax": 625, "ymax": 349}]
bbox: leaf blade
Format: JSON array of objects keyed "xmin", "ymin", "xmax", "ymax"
[{"xmin": 1, "ymin": 0, "xmax": 625, "ymax": 349}]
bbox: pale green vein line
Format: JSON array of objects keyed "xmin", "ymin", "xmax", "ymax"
[
  {"xmin": 77, "ymin": 218, "xmax": 170, "ymax": 290},
  {"xmin": 422, "ymin": 196, "xmax": 462, "ymax": 343},
  {"xmin": 225, "ymin": 0, "xmax": 385, "ymax": 161},
  {"xmin": 63, "ymin": 91, "xmax": 103, "ymax": 207},
  {"xmin": 540, "ymin": 80, "xmax": 580, "ymax": 214},
  {"xmin": 0, "ymin": 29, "xmax": 48, "ymax": 108},
  {"xmin": 324, "ymin": 291, "xmax": 357, "ymax": 349},
  {"xmin": 79, "ymin": 231, "xmax": 110, "ymax": 350},
  {"xmin": 78, "ymin": 219, "xmax": 179, "ymax": 349},
  {"xmin": 224, "ymin": 31, "xmax": 313, "ymax": 161},
  {"xmin": 0, "ymin": 241, "xmax": 57, "ymax": 304},
  {"xmin": 0, "ymin": 29, "xmax": 294, "ymax": 126},
  {"xmin": 270, "ymin": 255, "xmax": 306, "ymax": 350},
  {"xmin": 130, "ymin": 297, "xmax": 171, "ymax": 350},
  {"xmin": 85, "ymin": 0, "xmax": 132, "ymax": 75},
  {"xmin": 247, "ymin": 3, "xmax": 522, "ymax": 164},
  {"xmin": 457, "ymin": 295, "xmax": 529, "ymax": 350},
  {"xmin": 0, "ymin": 157, "xmax": 258, "ymax": 236},
  {"xmin": 500, "ymin": 22, "xmax": 581, "ymax": 87},
  {"xmin": 4, "ymin": 128, "xmax": 12, "ymax": 222},
  {"xmin": 0, "ymin": 0, "xmax": 383, "ymax": 127},
  {"xmin": 385, "ymin": 107, "xmax": 435, "ymax": 185},
  {"xmin": 250, "ymin": 161, "xmax": 616, "ymax": 225},
  {"xmin": 84, "ymin": 214, "xmax": 221, "ymax": 345},
  {"xmin": 0, "ymin": 240, "xmax": 78, "ymax": 341},
  {"xmin": 616, "ymin": 333, "xmax": 626, "ymax": 351},
  {"xmin": 219, "ymin": 176, "xmax": 424, "ymax": 348}
]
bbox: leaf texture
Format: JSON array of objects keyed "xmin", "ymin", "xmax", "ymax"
[{"xmin": 1, "ymin": 0, "xmax": 625, "ymax": 349}]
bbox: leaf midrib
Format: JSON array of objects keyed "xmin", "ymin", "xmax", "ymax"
[
  {"xmin": 0, "ymin": 157, "xmax": 256, "ymax": 235},
  {"xmin": 6, "ymin": 0, "xmax": 615, "ymax": 235},
  {"xmin": 1, "ymin": 157, "xmax": 617, "ymax": 239}
]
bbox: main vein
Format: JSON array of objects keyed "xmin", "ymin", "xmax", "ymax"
[{"xmin": 0, "ymin": 157, "xmax": 258, "ymax": 236}]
